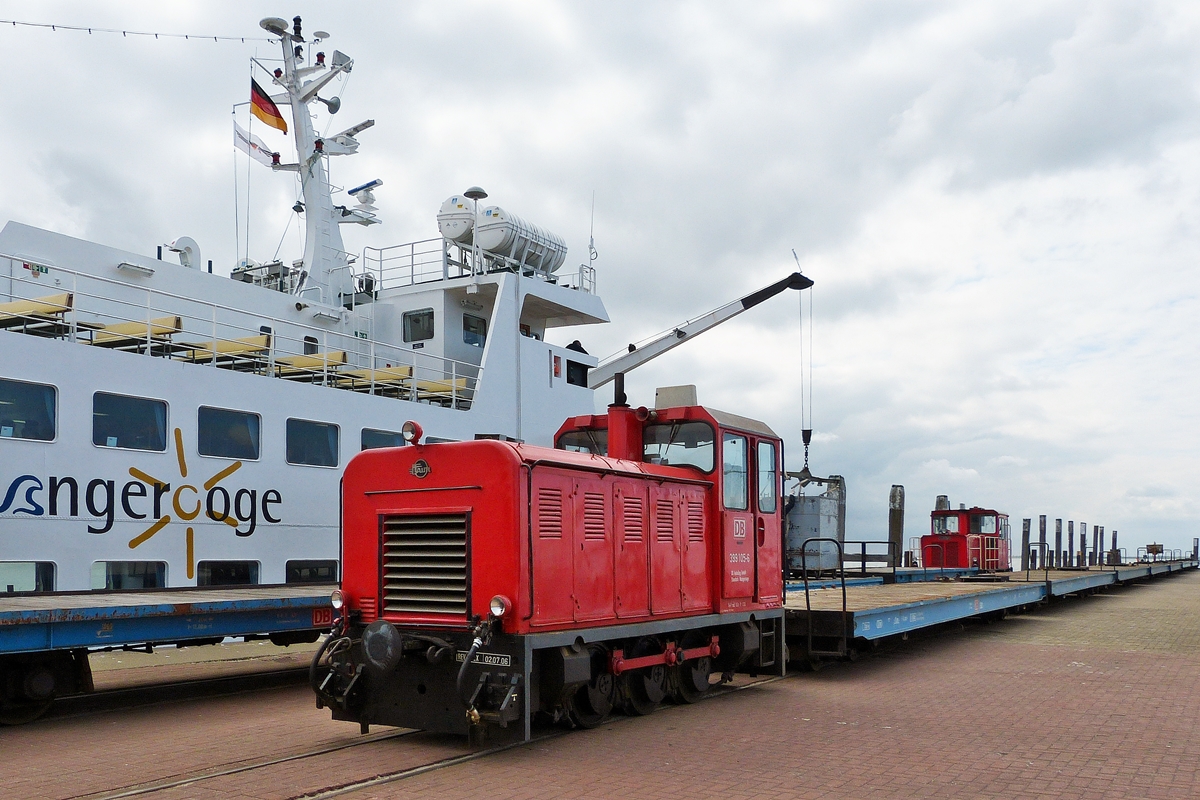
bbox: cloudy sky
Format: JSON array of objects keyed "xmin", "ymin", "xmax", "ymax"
[{"xmin": 2, "ymin": 1, "xmax": 1197, "ymax": 553}]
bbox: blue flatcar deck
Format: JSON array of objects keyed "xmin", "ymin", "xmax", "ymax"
[
  {"xmin": 0, "ymin": 585, "xmax": 335, "ymax": 656},
  {"xmin": 784, "ymin": 560, "xmax": 1199, "ymax": 652}
]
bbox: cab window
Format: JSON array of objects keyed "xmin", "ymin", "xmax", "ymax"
[
  {"xmin": 557, "ymin": 429, "xmax": 608, "ymax": 455},
  {"xmin": 757, "ymin": 440, "xmax": 777, "ymax": 513},
  {"xmin": 643, "ymin": 421, "xmax": 714, "ymax": 471},
  {"xmin": 722, "ymin": 433, "xmax": 748, "ymax": 510}
]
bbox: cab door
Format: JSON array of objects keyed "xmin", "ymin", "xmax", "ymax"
[
  {"xmin": 751, "ymin": 438, "xmax": 782, "ymax": 604},
  {"xmin": 720, "ymin": 431, "xmax": 754, "ymax": 600}
]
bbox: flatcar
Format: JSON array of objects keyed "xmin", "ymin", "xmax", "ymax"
[
  {"xmin": 311, "ymin": 398, "xmax": 787, "ymax": 743},
  {"xmin": 921, "ymin": 499, "xmax": 1011, "ymax": 571}
]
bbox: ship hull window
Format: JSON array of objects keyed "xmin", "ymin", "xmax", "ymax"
[
  {"xmin": 93, "ymin": 392, "xmax": 167, "ymax": 451},
  {"xmin": 286, "ymin": 560, "xmax": 339, "ymax": 583},
  {"xmin": 0, "ymin": 377, "xmax": 56, "ymax": 441},
  {"xmin": 403, "ymin": 308, "xmax": 434, "ymax": 342},
  {"xmin": 286, "ymin": 418, "xmax": 339, "ymax": 467},
  {"xmin": 1, "ymin": 561, "xmax": 55, "ymax": 593},
  {"xmin": 198, "ymin": 406, "xmax": 261, "ymax": 460},
  {"xmin": 90, "ymin": 561, "xmax": 166, "ymax": 590},
  {"xmin": 566, "ymin": 360, "xmax": 588, "ymax": 387},
  {"xmin": 196, "ymin": 560, "xmax": 260, "ymax": 586},
  {"xmin": 463, "ymin": 313, "xmax": 487, "ymax": 347},
  {"xmin": 361, "ymin": 428, "xmax": 405, "ymax": 450}
]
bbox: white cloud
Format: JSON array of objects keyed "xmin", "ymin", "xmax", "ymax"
[{"xmin": 1, "ymin": 0, "xmax": 1196, "ymax": 549}]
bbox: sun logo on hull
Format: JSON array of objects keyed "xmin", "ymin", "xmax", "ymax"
[{"xmin": 126, "ymin": 427, "xmax": 242, "ymax": 579}]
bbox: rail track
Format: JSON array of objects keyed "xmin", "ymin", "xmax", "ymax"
[
  {"xmin": 43, "ymin": 666, "xmax": 310, "ymax": 721},
  {"xmin": 53, "ymin": 674, "xmax": 783, "ymax": 800}
]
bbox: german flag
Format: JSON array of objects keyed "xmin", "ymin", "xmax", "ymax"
[{"xmin": 250, "ymin": 79, "xmax": 288, "ymax": 134}]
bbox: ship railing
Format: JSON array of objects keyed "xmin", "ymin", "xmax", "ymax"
[
  {"xmin": 1, "ymin": 255, "xmax": 479, "ymax": 410},
  {"xmin": 363, "ymin": 238, "xmax": 596, "ymax": 294}
]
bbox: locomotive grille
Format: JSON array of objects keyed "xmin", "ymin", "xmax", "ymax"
[{"xmin": 381, "ymin": 513, "xmax": 468, "ymax": 616}]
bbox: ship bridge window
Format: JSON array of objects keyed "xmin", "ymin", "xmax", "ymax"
[
  {"xmin": 198, "ymin": 407, "xmax": 260, "ymax": 460},
  {"xmin": 970, "ymin": 514, "xmax": 997, "ymax": 535},
  {"xmin": 557, "ymin": 428, "xmax": 608, "ymax": 455},
  {"xmin": 643, "ymin": 421, "xmax": 715, "ymax": 473},
  {"xmin": 722, "ymin": 432, "xmax": 748, "ymax": 510},
  {"xmin": 0, "ymin": 377, "xmax": 56, "ymax": 441},
  {"xmin": 90, "ymin": 561, "xmax": 166, "ymax": 590},
  {"xmin": 463, "ymin": 313, "xmax": 487, "ymax": 347},
  {"xmin": 758, "ymin": 440, "xmax": 778, "ymax": 514},
  {"xmin": 286, "ymin": 418, "xmax": 339, "ymax": 467},
  {"xmin": 403, "ymin": 309, "xmax": 434, "ymax": 343},
  {"xmin": 197, "ymin": 560, "xmax": 259, "ymax": 586},
  {"xmin": 933, "ymin": 515, "xmax": 959, "ymax": 534},
  {"xmin": 1, "ymin": 561, "xmax": 55, "ymax": 593},
  {"xmin": 362, "ymin": 428, "xmax": 405, "ymax": 450},
  {"xmin": 93, "ymin": 392, "xmax": 166, "ymax": 451},
  {"xmin": 286, "ymin": 560, "xmax": 338, "ymax": 583}
]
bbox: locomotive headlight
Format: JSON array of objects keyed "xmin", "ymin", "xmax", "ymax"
[
  {"xmin": 401, "ymin": 420, "xmax": 424, "ymax": 445},
  {"xmin": 489, "ymin": 595, "xmax": 511, "ymax": 618},
  {"xmin": 330, "ymin": 589, "xmax": 345, "ymax": 610}
]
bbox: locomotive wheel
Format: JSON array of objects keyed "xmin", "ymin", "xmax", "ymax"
[
  {"xmin": 674, "ymin": 656, "xmax": 712, "ymax": 704},
  {"xmin": 568, "ymin": 672, "xmax": 614, "ymax": 728},
  {"xmin": 622, "ymin": 638, "xmax": 666, "ymax": 716}
]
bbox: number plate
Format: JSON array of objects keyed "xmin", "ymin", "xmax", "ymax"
[{"xmin": 455, "ymin": 651, "xmax": 512, "ymax": 667}]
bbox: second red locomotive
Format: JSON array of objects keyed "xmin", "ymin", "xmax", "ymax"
[{"xmin": 312, "ymin": 398, "xmax": 787, "ymax": 742}]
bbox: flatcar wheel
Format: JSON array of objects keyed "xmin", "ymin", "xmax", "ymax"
[
  {"xmin": 0, "ymin": 699, "xmax": 53, "ymax": 726},
  {"xmin": 674, "ymin": 656, "xmax": 712, "ymax": 704}
]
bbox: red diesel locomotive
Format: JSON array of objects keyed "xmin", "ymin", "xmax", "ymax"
[
  {"xmin": 312, "ymin": 400, "xmax": 787, "ymax": 742},
  {"xmin": 920, "ymin": 501, "xmax": 1012, "ymax": 571}
]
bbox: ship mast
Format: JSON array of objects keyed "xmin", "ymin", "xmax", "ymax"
[{"xmin": 260, "ymin": 15, "xmax": 379, "ymax": 306}]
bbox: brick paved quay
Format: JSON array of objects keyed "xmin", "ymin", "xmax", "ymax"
[
  {"xmin": 3, "ymin": 570, "xmax": 1197, "ymax": 800},
  {"xmin": 348, "ymin": 570, "xmax": 1200, "ymax": 800}
]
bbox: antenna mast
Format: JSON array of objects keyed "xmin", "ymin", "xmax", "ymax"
[{"xmin": 258, "ymin": 15, "xmax": 379, "ymax": 306}]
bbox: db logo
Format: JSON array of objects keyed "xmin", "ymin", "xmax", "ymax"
[
  {"xmin": 410, "ymin": 459, "xmax": 431, "ymax": 479},
  {"xmin": 312, "ymin": 608, "xmax": 334, "ymax": 627},
  {"xmin": 733, "ymin": 518, "xmax": 747, "ymax": 539}
]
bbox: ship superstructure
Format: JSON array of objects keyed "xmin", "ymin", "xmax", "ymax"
[{"xmin": 0, "ymin": 17, "xmax": 607, "ymax": 593}]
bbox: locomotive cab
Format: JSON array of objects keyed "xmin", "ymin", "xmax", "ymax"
[
  {"xmin": 314, "ymin": 398, "xmax": 787, "ymax": 743},
  {"xmin": 921, "ymin": 503, "xmax": 1011, "ymax": 571}
]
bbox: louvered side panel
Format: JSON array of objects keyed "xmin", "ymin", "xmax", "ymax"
[
  {"xmin": 538, "ymin": 488, "xmax": 563, "ymax": 539},
  {"xmin": 687, "ymin": 500, "xmax": 705, "ymax": 542},
  {"xmin": 381, "ymin": 513, "xmax": 468, "ymax": 616},
  {"xmin": 622, "ymin": 496, "xmax": 645, "ymax": 542},
  {"xmin": 655, "ymin": 500, "xmax": 674, "ymax": 542},
  {"xmin": 583, "ymin": 492, "xmax": 606, "ymax": 540}
]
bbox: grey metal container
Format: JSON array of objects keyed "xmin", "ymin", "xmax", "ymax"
[{"xmin": 785, "ymin": 475, "xmax": 845, "ymax": 573}]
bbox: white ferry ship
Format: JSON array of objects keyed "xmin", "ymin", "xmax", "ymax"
[{"xmin": 0, "ymin": 17, "xmax": 608, "ymax": 594}]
